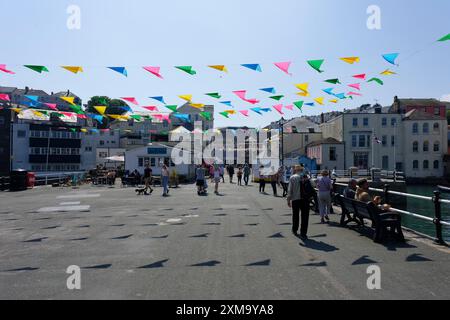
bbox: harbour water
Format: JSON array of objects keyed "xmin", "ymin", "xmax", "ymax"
[{"xmin": 404, "ymin": 185, "xmax": 450, "ymax": 241}]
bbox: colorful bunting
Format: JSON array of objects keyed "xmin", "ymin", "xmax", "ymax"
[
  {"xmin": 334, "ymin": 93, "xmax": 346, "ymax": 99},
  {"xmin": 273, "ymin": 104, "xmax": 284, "ymax": 115},
  {"xmin": 205, "ymin": 93, "xmax": 222, "ymax": 99},
  {"xmin": 241, "ymin": 64, "xmax": 262, "ymax": 72},
  {"xmin": 24, "ymin": 65, "xmax": 49, "ymax": 73},
  {"xmin": 314, "ymin": 97, "xmax": 325, "ymax": 105},
  {"xmin": 368, "ymin": 78, "xmax": 384, "ymax": 85},
  {"xmin": 307, "ymin": 59, "xmax": 324, "ymax": 73},
  {"xmin": 347, "ymin": 92, "xmax": 362, "ymax": 96},
  {"xmin": 274, "ymin": 62, "xmax": 292, "ymax": 75},
  {"xmin": 190, "ymin": 103, "xmax": 205, "ymax": 109},
  {"xmin": 121, "ymin": 97, "xmax": 139, "ymax": 105},
  {"xmin": 150, "ymin": 96, "xmax": 166, "ymax": 104},
  {"xmin": 323, "ymin": 88, "xmax": 334, "ymax": 95},
  {"xmin": 382, "ymin": 53, "xmax": 399, "ymax": 65},
  {"xmin": 0, "ymin": 93, "xmax": 10, "ymax": 101},
  {"xmin": 219, "ymin": 111, "xmax": 230, "ymax": 118},
  {"xmin": 164, "ymin": 105, "xmax": 178, "ymax": 112},
  {"xmin": 325, "ymin": 78, "xmax": 341, "ymax": 84},
  {"xmin": 108, "ymin": 67, "xmax": 127, "ymax": 77},
  {"xmin": 348, "ymin": 83, "xmax": 361, "ymax": 91},
  {"xmin": 353, "ymin": 74, "xmax": 366, "ymax": 80},
  {"xmin": 199, "ymin": 112, "xmax": 212, "ymax": 120},
  {"xmin": 143, "ymin": 66, "xmax": 163, "ymax": 79},
  {"xmin": 0, "ymin": 64, "xmax": 15, "ymax": 74},
  {"xmin": 208, "ymin": 65, "xmax": 228, "ymax": 73},
  {"xmin": 94, "ymin": 106, "xmax": 107, "ymax": 115},
  {"xmin": 173, "ymin": 114, "xmax": 191, "ymax": 122},
  {"xmin": 239, "ymin": 110, "xmax": 249, "ymax": 117},
  {"xmin": 220, "ymin": 101, "xmax": 233, "ymax": 107},
  {"xmin": 43, "ymin": 103, "xmax": 58, "ymax": 110},
  {"xmin": 269, "ymin": 95, "xmax": 284, "ymax": 101},
  {"xmin": 61, "ymin": 66, "xmax": 83, "ymax": 74},
  {"xmin": 260, "ymin": 87, "xmax": 276, "ymax": 94},
  {"xmin": 142, "ymin": 106, "xmax": 159, "ymax": 112},
  {"xmin": 233, "ymin": 90, "xmax": 259, "ymax": 104},
  {"xmin": 25, "ymin": 95, "xmax": 39, "ymax": 102},
  {"xmin": 329, "ymin": 99, "xmax": 339, "ymax": 103},
  {"xmin": 284, "ymin": 105, "xmax": 294, "ymax": 111},
  {"xmin": 340, "ymin": 57, "xmax": 360, "ymax": 64},
  {"xmin": 380, "ymin": 69, "xmax": 397, "ymax": 76},
  {"xmin": 60, "ymin": 97, "xmax": 76, "ymax": 105},
  {"xmin": 175, "ymin": 66, "xmax": 197, "ymax": 75},
  {"xmin": 438, "ymin": 33, "xmax": 450, "ymax": 42}
]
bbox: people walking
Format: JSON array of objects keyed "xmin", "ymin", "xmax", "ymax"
[
  {"xmin": 237, "ymin": 166, "xmax": 243, "ymax": 186},
  {"xmin": 279, "ymin": 166, "xmax": 290, "ymax": 198},
  {"xmin": 220, "ymin": 165, "xmax": 225, "ymax": 183},
  {"xmin": 143, "ymin": 164, "xmax": 154, "ymax": 195},
  {"xmin": 243, "ymin": 164, "xmax": 251, "ymax": 186},
  {"xmin": 213, "ymin": 163, "xmax": 221, "ymax": 195},
  {"xmin": 270, "ymin": 169, "xmax": 278, "ymax": 197},
  {"xmin": 316, "ymin": 170, "xmax": 333, "ymax": 223},
  {"xmin": 196, "ymin": 164, "xmax": 206, "ymax": 195},
  {"xmin": 287, "ymin": 165, "xmax": 314, "ymax": 240},
  {"xmin": 161, "ymin": 164, "xmax": 170, "ymax": 197},
  {"xmin": 228, "ymin": 165, "xmax": 235, "ymax": 183},
  {"xmin": 259, "ymin": 165, "xmax": 266, "ymax": 193}
]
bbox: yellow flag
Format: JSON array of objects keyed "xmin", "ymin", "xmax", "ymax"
[
  {"xmin": 208, "ymin": 65, "xmax": 228, "ymax": 73},
  {"xmin": 296, "ymin": 91, "xmax": 310, "ymax": 97},
  {"xmin": 340, "ymin": 57, "xmax": 360, "ymax": 64},
  {"xmin": 179, "ymin": 95, "xmax": 193, "ymax": 102},
  {"xmin": 60, "ymin": 97, "xmax": 76, "ymax": 105},
  {"xmin": 329, "ymin": 99, "xmax": 339, "ymax": 103},
  {"xmin": 314, "ymin": 97, "xmax": 324, "ymax": 105},
  {"xmin": 190, "ymin": 103, "xmax": 205, "ymax": 109},
  {"xmin": 61, "ymin": 66, "xmax": 83, "ymax": 74},
  {"xmin": 94, "ymin": 106, "xmax": 107, "ymax": 115},
  {"xmin": 80, "ymin": 128, "xmax": 88, "ymax": 133},
  {"xmin": 295, "ymin": 83, "xmax": 309, "ymax": 93},
  {"xmin": 380, "ymin": 69, "xmax": 396, "ymax": 75},
  {"xmin": 32, "ymin": 110, "xmax": 44, "ymax": 117},
  {"xmin": 225, "ymin": 110, "xmax": 236, "ymax": 115}
]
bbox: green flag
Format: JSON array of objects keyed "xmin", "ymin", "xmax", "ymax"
[
  {"xmin": 205, "ymin": 92, "xmax": 222, "ymax": 99},
  {"xmin": 325, "ymin": 78, "xmax": 341, "ymax": 84},
  {"xmin": 199, "ymin": 111, "xmax": 212, "ymax": 121},
  {"xmin": 307, "ymin": 59, "xmax": 324, "ymax": 73},
  {"xmin": 219, "ymin": 111, "xmax": 229, "ymax": 118},
  {"xmin": 165, "ymin": 105, "xmax": 178, "ymax": 112},
  {"xmin": 24, "ymin": 65, "xmax": 49, "ymax": 73},
  {"xmin": 269, "ymin": 95, "xmax": 284, "ymax": 101},
  {"xmin": 175, "ymin": 66, "xmax": 197, "ymax": 75},
  {"xmin": 368, "ymin": 78, "xmax": 384, "ymax": 85},
  {"xmin": 130, "ymin": 115, "xmax": 142, "ymax": 121},
  {"xmin": 294, "ymin": 101, "xmax": 304, "ymax": 112},
  {"xmin": 438, "ymin": 33, "xmax": 450, "ymax": 42}
]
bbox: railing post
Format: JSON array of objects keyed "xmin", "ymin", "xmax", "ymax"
[
  {"xmin": 383, "ymin": 184, "xmax": 390, "ymax": 204},
  {"xmin": 432, "ymin": 190, "xmax": 445, "ymax": 245}
]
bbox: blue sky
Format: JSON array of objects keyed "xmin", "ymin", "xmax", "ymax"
[{"xmin": 0, "ymin": 0, "xmax": 449, "ymax": 128}]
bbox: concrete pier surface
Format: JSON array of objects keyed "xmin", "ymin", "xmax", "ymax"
[{"xmin": 0, "ymin": 179, "xmax": 449, "ymax": 300}]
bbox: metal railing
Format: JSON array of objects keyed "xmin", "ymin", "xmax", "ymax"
[
  {"xmin": 310, "ymin": 169, "xmax": 405, "ymax": 181},
  {"xmin": 334, "ymin": 182, "xmax": 449, "ymax": 245}
]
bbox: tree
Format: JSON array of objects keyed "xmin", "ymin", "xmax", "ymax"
[{"xmin": 86, "ymin": 96, "xmax": 129, "ymax": 129}]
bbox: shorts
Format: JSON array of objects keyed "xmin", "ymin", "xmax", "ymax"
[
  {"xmin": 196, "ymin": 179, "xmax": 205, "ymax": 187},
  {"xmin": 214, "ymin": 177, "xmax": 221, "ymax": 183}
]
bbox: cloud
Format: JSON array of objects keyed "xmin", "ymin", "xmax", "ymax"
[{"xmin": 441, "ymin": 94, "xmax": 450, "ymax": 102}]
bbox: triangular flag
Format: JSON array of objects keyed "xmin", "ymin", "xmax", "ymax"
[
  {"xmin": 94, "ymin": 106, "xmax": 107, "ymax": 115},
  {"xmin": 199, "ymin": 112, "xmax": 212, "ymax": 120},
  {"xmin": 143, "ymin": 106, "xmax": 159, "ymax": 112},
  {"xmin": 296, "ymin": 91, "xmax": 310, "ymax": 97},
  {"xmin": 305, "ymin": 103, "xmax": 315, "ymax": 106},
  {"xmin": 239, "ymin": 110, "xmax": 249, "ymax": 117},
  {"xmin": 208, "ymin": 65, "xmax": 228, "ymax": 73},
  {"xmin": 270, "ymin": 95, "xmax": 284, "ymax": 101},
  {"xmin": 190, "ymin": 103, "xmax": 205, "ymax": 109},
  {"xmin": 323, "ymin": 88, "xmax": 334, "ymax": 95},
  {"xmin": 347, "ymin": 92, "xmax": 363, "ymax": 96},
  {"xmin": 24, "ymin": 65, "xmax": 49, "ymax": 73},
  {"xmin": 294, "ymin": 101, "xmax": 304, "ymax": 111},
  {"xmin": 60, "ymin": 97, "xmax": 76, "ymax": 105},
  {"xmin": 143, "ymin": 66, "xmax": 163, "ymax": 79},
  {"xmin": 438, "ymin": 33, "xmax": 450, "ymax": 42},
  {"xmin": 314, "ymin": 97, "xmax": 325, "ymax": 105},
  {"xmin": 274, "ymin": 62, "xmax": 292, "ymax": 75},
  {"xmin": 260, "ymin": 87, "xmax": 276, "ymax": 94},
  {"xmin": 340, "ymin": 57, "xmax": 360, "ymax": 64},
  {"xmin": 251, "ymin": 108, "xmax": 262, "ymax": 115},
  {"xmin": 284, "ymin": 105, "xmax": 294, "ymax": 111},
  {"xmin": 225, "ymin": 110, "xmax": 237, "ymax": 115},
  {"xmin": 121, "ymin": 97, "xmax": 139, "ymax": 105},
  {"xmin": 233, "ymin": 90, "xmax": 247, "ymax": 100},
  {"xmin": 329, "ymin": 99, "xmax": 338, "ymax": 103},
  {"xmin": 179, "ymin": 95, "xmax": 193, "ymax": 102},
  {"xmin": 241, "ymin": 64, "xmax": 262, "ymax": 72},
  {"xmin": 325, "ymin": 79, "xmax": 341, "ymax": 84},
  {"xmin": 0, "ymin": 64, "xmax": 15, "ymax": 74},
  {"xmin": 220, "ymin": 101, "xmax": 233, "ymax": 107},
  {"xmin": 205, "ymin": 93, "xmax": 222, "ymax": 99},
  {"xmin": 382, "ymin": 53, "xmax": 399, "ymax": 65},
  {"xmin": 348, "ymin": 83, "xmax": 361, "ymax": 91},
  {"xmin": 334, "ymin": 93, "xmax": 347, "ymax": 99},
  {"xmin": 61, "ymin": 66, "xmax": 83, "ymax": 74},
  {"xmin": 149, "ymin": 96, "xmax": 166, "ymax": 104},
  {"xmin": 307, "ymin": 59, "xmax": 324, "ymax": 73},
  {"xmin": 353, "ymin": 74, "xmax": 366, "ymax": 80},
  {"xmin": 0, "ymin": 93, "xmax": 10, "ymax": 101},
  {"xmin": 380, "ymin": 69, "xmax": 396, "ymax": 76},
  {"xmin": 295, "ymin": 83, "xmax": 309, "ymax": 92},
  {"xmin": 43, "ymin": 103, "xmax": 58, "ymax": 110},
  {"xmin": 260, "ymin": 108, "xmax": 272, "ymax": 113},
  {"xmin": 173, "ymin": 114, "xmax": 191, "ymax": 122},
  {"xmin": 175, "ymin": 66, "xmax": 196, "ymax": 75},
  {"xmin": 108, "ymin": 67, "xmax": 127, "ymax": 77},
  {"xmin": 165, "ymin": 105, "xmax": 178, "ymax": 112},
  {"xmin": 11, "ymin": 108, "xmax": 22, "ymax": 113},
  {"xmin": 25, "ymin": 95, "xmax": 39, "ymax": 102},
  {"xmin": 273, "ymin": 104, "xmax": 284, "ymax": 115},
  {"xmin": 219, "ymin": 111, "xmax": 230, "ymax": 118},
  {"xmin": 77, "ymin": 114, "xmax": 87, "ymax": 119},
  {"xmin": 368, "ymin": 78, "xmax": 384, "ymax": 85}
]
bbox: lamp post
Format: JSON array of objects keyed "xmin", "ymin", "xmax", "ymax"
[{"xmin": 277, "ymin": 117, "xmax": 286, "ymax": 167}]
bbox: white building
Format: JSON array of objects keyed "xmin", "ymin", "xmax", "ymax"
[{"xmin": 306, "ymin": 138, "xmax": 345, "ymax": 171}]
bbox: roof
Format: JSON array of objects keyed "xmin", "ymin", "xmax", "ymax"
[
  {"xmin": 306, "ymin": 138, "xmax": 343, "ymax": 147},
  {"xmin": 396, "ymin": 98, "xmax": 447, "ymax": 108},
  {"xmin": 403, "ymin": 109, "xmax": 446, "ymax": 121}
]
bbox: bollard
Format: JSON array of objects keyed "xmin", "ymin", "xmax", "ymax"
[{"xmin": 433, "ymin": 191, "xmax": 446, "ymax": 245}]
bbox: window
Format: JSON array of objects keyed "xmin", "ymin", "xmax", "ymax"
[
  {"xmin": 329, "ymin": 147, "xmax": 337, "ymax": 161},
  {"xmin": 433, "ymin": 123, "xmax": 440, "ymax": 132},
  {"xmin": 391, "ymin": 118, "xmax": 397, "ymax": 127},
  {"xmin": 434, "ymin": 107, "xmax": 440, "ymax": 116},
  {"xmin": 391, "ymin": 136, "xmax": 395, "ymax": 147},
  {"xmin": 413, "ymin": 160, "xmax": 419, "ymax": 170},
  {"xmin": 382, "ymin": 118, "xmax": 387, "ymax": 127},
  {"xmin": 413, "ymin": 141, "xmax": 419, "ymax": 153},
  {"xmin": 358, "ymin": 135, "xmax": 366, "ymax": 148},
  {"xmin": 382, "ymin": 156, "xmax": 389, "ymax": 170},
  {"xmin": 434, "ymin": 142, "xmax": 440, "ymax": 152},
  {"xmin": 17, "ymin": 130, "xmax": 26, "ymax": 138},
  {"xmin": 363, "ymin": 118, "xmax": 369, "ymax": 126},
  {"xmin": 382, "ymin": 136, "xmax": 387, "ymax": 147},
  {"xmin": 85, "ymin": 147, "xmax": 92, "ymax": 152},
  {"xmin": 423, "ymin": 123, "xmax": 429, "ymax": 134},
  {"xmin": 423, "ymin": 141, "xmax": 429, "ymax": 152},
  {"xmin": 110, "ymin": 131, "xmax": 115, "ymax": 136},
  {"xmin": 99, "ymin": 140, "xmax": 105, "ymax": 146},
  {"xmin": 412, "ymin": 123, "xmax": 418, "ymax": 134},
  {"xmin": 352, "ymin": 118, "xmax": 358, "ymax": 127},
  {"xmin": 434, "ymin": 160, "xmax": 439, "ymax": 169},
  {"xmin": 150, "ymin": 158, "xmax": 156, "ymax": 167},
  {"xmin": 305, "ymin": 135, "xmax": 309, "ymax": 143},
  {"xmin": 352, "ymin": 135, "xmax": 357, "ymax": 147},
  {"xmin": 99, "ymin": 152, "xmax": 108, "ymax": 158},
  {"xmin": 423, "ymin": 160, "xmax": 429, "ymax": 170}
]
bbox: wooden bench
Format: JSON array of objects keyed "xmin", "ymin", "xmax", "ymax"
[{"xmin": 336, "ymin": 194, "xmax": 405, "ymax": 243}]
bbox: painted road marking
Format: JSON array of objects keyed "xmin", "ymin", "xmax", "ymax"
[
  {"xmin": 37, "ymin": 205, "xmax": 90, "ymax": 213},
  {"xmin": 57, "ymin": 194, "xmax": 100, "ymax": 199},
  {"xmin": 59, "ymin": 201, "xmax": 81, "ymax": 205}
]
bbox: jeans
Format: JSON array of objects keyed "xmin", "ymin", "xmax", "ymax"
[
  {"xmin": 259, "ymin": 180, "xmax": 266, "ymax": 193},
  {"xmin": 162, "ymin": 176, "xmax": 169, "ymax": 195},
  {"xmin": 271, "ymin": 181, "xmax": 277, "ymax": 196},
  {"xmin": 318, "ymin": 191, "xmax": 332, "ymax": 217},
  {"xmin": 244, "ymin": 175, "xmax": 249, "ymax": 185},
  {"xmin": 292, "ymin": 199, "xmax": 310, "ymax": 236}
]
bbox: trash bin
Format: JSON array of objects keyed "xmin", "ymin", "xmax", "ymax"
[
  {"xmin": 26, "ymin": 172, "xmax": 36, "ymax": 188},
  {"xmin": 10, "ymin": 169, "xmax": 28, "ymax": 191}
]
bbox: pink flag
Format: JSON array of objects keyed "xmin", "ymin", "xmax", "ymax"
[
  {"xmin": 0, "ymin": 64, "xmax": 15, "ymax": 74},
  {"xmin": 0, "ymin": 93, "xmax": 10, "ymax": 101},
  {"xmin": 143, "ymin": 106, "xmax": 159, "ymax": 112},
  {"xmin": 162, "ymin": 114, "xmax": 171, "ymax": 123},
  {"xmin": 143, "ymin": 66, "xmax": 163, "ymax": 79},
  {"xmin": 347, "ymin": 92, "xmax": 362, "ymax": 96},
  {"xmin": 348, "ymin": 83, "xmax": 361, "ymax": 91},
  {"xmin": 153, "ymin": 114, "xmax": 163, "ymax": 120},
  {"xmin": 239, "ymin": 110, "xmax": 249, "ymax": 117},
  {"xmin": 77, "ymin": 114, "xmax": 87, "ymax": 119},
  {"xmin": 274, "ymin": 62, "xmax": 292, "ymax": 75},
  {"xmin": 60, "ymin": 112, "xmax": 74, "ymax": 117},
  {"xmin": 233, "ymin": 90, "xmax": 247, "ymax": 100},
  {"xmin": 284, "ymin": 104, "xmax": 294, "ymax": 111},
  {"xmin": 273, "ymin": 104, "xmax": 284, "ymax": 115},
  {"xmin": 121, "ymin": 97, "xmax": 139, "ymax": 105},
  {"xmin": 246, "ymin": 99, "xmax": 260, "ymax": 105},
  {"xmin": 353, "ymin": 74, "xmax": 366, "ymax": 80},
  {"xmin": 44, "ymin": 103, "xmax": 58, "ymax": 110}
]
